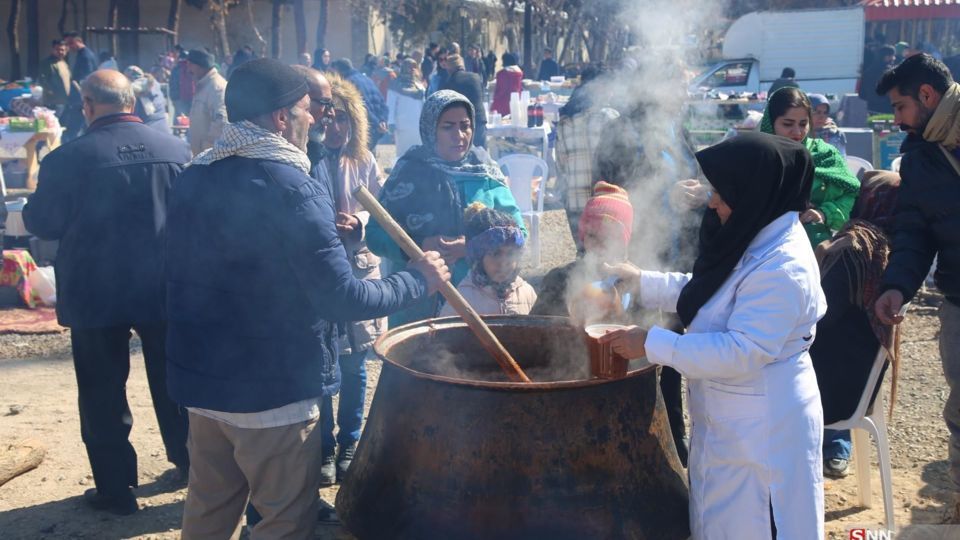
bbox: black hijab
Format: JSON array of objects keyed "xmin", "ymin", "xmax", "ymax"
[{"xmin": 676, "ymin": 132, "xmax": 815, "ymax": 327}]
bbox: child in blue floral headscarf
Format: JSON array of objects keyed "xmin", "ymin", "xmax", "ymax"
[{"xmin": 439, "ymin": 203, "xmax": 537, "ymax": 317}]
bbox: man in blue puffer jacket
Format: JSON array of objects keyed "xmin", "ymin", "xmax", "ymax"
[{"xmin": 165, "ymin": 58, "xmax": 450, "ymax": 538}]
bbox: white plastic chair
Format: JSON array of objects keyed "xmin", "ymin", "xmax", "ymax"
[
  {"xmin": 890, "ymin": 156, "xmax": 902, "ymax": 173},
  {"xmin": 845, "ymin": 155, "xmax": 874, "ymax": 179},
  {"xmin": 824, "ymin": 311, "xmax": 905, "ymax": 532},
  {"xmin": 498, "ymin": 154, "xmax": 548, "ymax": 267}
]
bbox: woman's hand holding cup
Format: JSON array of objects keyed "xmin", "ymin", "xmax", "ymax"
[{"xmin": 598, "ymin": 325, "xmax": 648, "ymax": 360}]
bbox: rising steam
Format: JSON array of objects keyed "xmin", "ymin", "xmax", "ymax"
[{"xmin": 561, "ymin": 0, "xmax": 727, "ymax": 326}]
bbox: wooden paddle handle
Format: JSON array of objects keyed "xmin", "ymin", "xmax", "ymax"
[{"xmin": 354, "ymin": 185, "xmax": 531, "ymax": 383}]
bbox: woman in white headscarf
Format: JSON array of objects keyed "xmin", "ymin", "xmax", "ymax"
[
  {"xmin": 387, "ymin": 58, "xmax": 425, "ymax": 157},
  {"xmin": 123, "ymin": 66, "xmax": 171, "ymax": 134}
]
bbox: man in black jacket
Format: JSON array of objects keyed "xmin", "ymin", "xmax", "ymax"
[
  {"xmin": 768, "ymin": 67, "xmax": 799, "ymax": 96},
  {"xmin": 443, "ymin": 54, "xmax": 487, "ymax": 148},
  {"xmin": 61, "ymin": 31, "xmax": 99, "ymax": 140},
  {"xmin": 23, "ymin": 70, "xmax": 192, "ymax": 516},
  {"xmin": 874, "ymin": 53, "xmax": 960, "ymax": 521},
  {"xmin": 422, "ymin": 43, "xmax": 439, "ymax": 82},
  {"xmin": 861, "ymin": 46, "xmax": 897, "ymax": 114},
  {"xmin": 537, "ymin": 48, "xmax": 561, "ymax": 82}
]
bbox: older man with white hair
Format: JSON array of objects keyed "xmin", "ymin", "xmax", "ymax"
[
  {"xmin": 24, "ymin": 69, "xmax": 192, "ymax": 516},
  {"xmin": 166, "ymin": 58, "xmax": 450, "ymax": 537}
]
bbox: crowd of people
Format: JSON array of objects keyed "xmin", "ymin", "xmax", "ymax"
[
  {"xmin": 860, "ymin": 34, "xmax": 960, "ymax": 114},
  {"xmin": 16, "ymin": 24, "xmax": 960, "ymax": 538},
  {"xmin": 36, "ymin": 34, "xmax": 574, "ymax": 162}
]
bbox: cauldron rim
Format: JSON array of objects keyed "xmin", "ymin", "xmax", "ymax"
[{"xmin": 372, "ymin": 315, "xmax": 656, "ymax": 390}]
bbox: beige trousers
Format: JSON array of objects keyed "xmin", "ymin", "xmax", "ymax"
[{"xmin": 180, "ymin": 412, "xmax": 323, "ymax": 540}]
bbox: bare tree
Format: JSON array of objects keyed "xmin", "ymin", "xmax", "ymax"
[
  {"xmin": 242, "ymin": 0, "xmax": 267, "ymax": 57},
  {"xmin": 369, "ymin": 0, "xmax": 450, "ymax": 51},
  {"xmin": 575, "ymin": 0, "xmax": 624, "ymax": 64},
  {"xmin": 559, "ymin": 18, "xmax": 579, "ymax": 65},
  {"xmin": 167, "ymin": 0, "xmax": 181, "ymax": 37},
  {"xmin": 6, "ymin": 0, "xmax": 22, "ymax": 80},
  {"xmin": 294, "ymin": 0, "xmax": 306, "ymax": 55},
  {"xmin": 522, "ymin": 1, "xmax": 532, "ymax": 71},
  {"xmin": 315, "ymin": 0, "xmax": 328, "ymax": 50},
  {"xmin": 502, "ymin": 0, "xmax": 566, "ymax": 66},
  {"xmin": 26, "ymin": 0, "xmax": 38, "ymax": 77},
  {"xmin": 271, "ymin": 0, "xmax": 283, "ymax": 59},
  {"xmin": 55, "ymin": 0, "xmax": 80, "ymax": 36},
  {"xmin": 118, "ymin": 0, "xmax": 141, "ymax": 66},
  {"xmin": 727, "ymin": 0, "xmax": 859, "ymax": 17},
  {"xmin": 211, "ymin": 0, "xmax": 231, "ymax": 59},
  {"xmin": 58, "ymin": 0, "xmax": 70, "ymax": 36},
  {"xmin": 106, "ymin": 0, "xmax": 118, "ymax": 55}
]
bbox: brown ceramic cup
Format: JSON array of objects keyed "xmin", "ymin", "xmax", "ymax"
[{"xmin": 584, "ymin": 324, "xmax": 630, "ymax": 379}]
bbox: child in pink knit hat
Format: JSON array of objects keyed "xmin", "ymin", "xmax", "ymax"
[{"xmin": 579, "ymin": 181, "xmax": 634, "ymax": 261}]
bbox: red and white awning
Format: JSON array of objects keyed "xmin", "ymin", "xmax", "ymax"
[{"xmin": 860, "ymin": 0, "xmax": 960, "ymax": 20}]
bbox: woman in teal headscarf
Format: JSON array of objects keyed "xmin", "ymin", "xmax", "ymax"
[
  {"xmin": 760, "ymin": 87, "xmax": 861, "ymax": 246},
  {"xmin": 367, "ymin": 90, "xmax": 526, "ymax": 326}
]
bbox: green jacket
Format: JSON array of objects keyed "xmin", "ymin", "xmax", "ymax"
[
  {"xmin": 760, "ymin": 95, "xmax": 860, "ymax": 246},
  {"xmin": 802, "ymin": 138, "xmax": 860, "ymax": 245}
]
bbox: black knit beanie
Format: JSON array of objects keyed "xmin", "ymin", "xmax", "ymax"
[
  {"xmin": 187, "ymin": 49, "xmax": 215, "ymax": 70},
  {"xmin": 225, "ymin": 58, "xmax": 309, "ymax": 123}
]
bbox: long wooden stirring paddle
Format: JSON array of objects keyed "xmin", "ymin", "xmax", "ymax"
[{"xmin": 353, "ymin": 185, "xmax": 531, "ymax": 383}]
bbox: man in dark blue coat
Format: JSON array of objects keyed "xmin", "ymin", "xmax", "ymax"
[
  {"xmin": 23, "ymin": 70, "xmax": 192, "ymax": 516},
  {"xmin": 536, "ymin": 48, "xmax": 561, "ymax": 82},
  {"xmin": 61, "ymin": 31, "xmax": 99, "ymax": 140},
  {"xmin": 166, "ymin": 58, "xmax": 449, "ymax": 537},
  {"xmin": 443, "ymin": 54, "xmax": 487, "ymax": 148},
  {"xmin": 330, "ymin": 58, "xmax": 389, "ymax": 150}
]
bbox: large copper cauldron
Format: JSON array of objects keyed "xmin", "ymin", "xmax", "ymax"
[{"xmin": 335, "ymin": 316, "xmax": 690, "ymax": 539}]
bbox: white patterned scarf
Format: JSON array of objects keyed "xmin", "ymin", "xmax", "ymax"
[{"xmin": 190, "ymin": 120, "xmax": 312, "ymax": 174}]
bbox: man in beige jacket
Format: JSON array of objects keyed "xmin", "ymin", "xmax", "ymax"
[{"xmin": 186, "ymin": 49, "xmax": 227, "ymax": 155}]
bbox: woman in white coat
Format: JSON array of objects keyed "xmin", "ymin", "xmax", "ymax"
[
  {"xmin": 387, "ymin": 59, "xmax": 425, "ymax": 157},
  {"xmin": 602, "ymin": 132, "xmax": 827, "ymax": 539}
]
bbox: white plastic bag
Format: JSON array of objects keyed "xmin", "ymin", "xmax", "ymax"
[{"xmin": 29, "ymin": 266, "xmax": 56, "ymax": 306}]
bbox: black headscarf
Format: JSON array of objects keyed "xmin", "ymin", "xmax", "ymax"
[{"xmin": 676, "ymin": 132, "xmax": 815, "ymax": 327}]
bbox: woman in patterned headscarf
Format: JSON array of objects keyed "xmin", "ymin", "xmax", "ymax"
[{"xmin": 367, "ymin": 90, "xmax": 526, "ymax": 326}]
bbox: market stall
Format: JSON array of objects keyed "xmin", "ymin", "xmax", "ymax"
[{"xmin": 0, "ymin": 124, "xmax": 61, "ymax": 192}]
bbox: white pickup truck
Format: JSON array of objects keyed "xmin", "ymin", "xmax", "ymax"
[{"xmin": 689, "ymin": 6, "xmax": 865, "ymax": 96}]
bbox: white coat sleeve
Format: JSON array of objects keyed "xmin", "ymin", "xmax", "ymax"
[
  {"xmin": 644, "ymin": 265, "xmax": 807, "ymax": 380},
  {"xmin": 387, "ymin": 91, "xmax": 398, "ymax": 125},
  {"xmin": 639, "ymin": 270, "xmax": 692, "ymax": 313}
]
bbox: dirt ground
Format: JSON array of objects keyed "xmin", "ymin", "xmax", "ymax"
[{"xmin": 1, "ymin": 146, "xmax": 958, "ymax": 538}]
